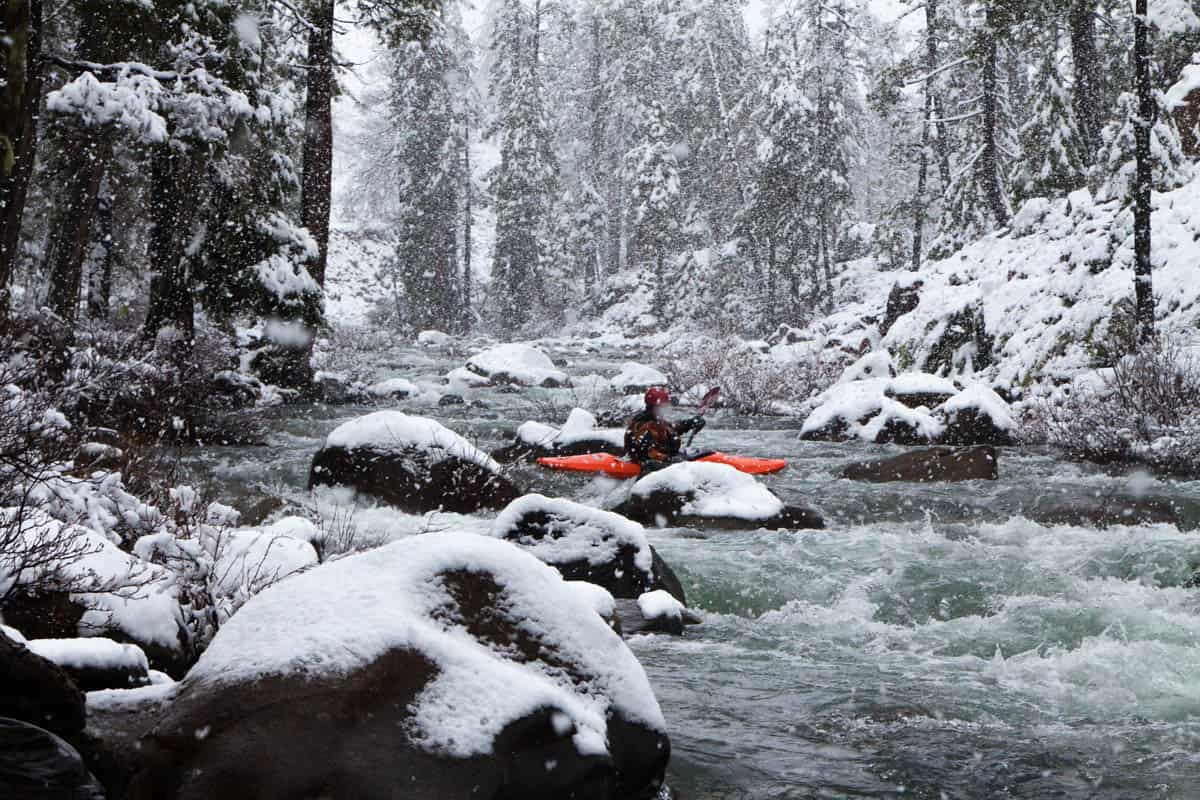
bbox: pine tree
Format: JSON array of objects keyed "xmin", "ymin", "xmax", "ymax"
[
  {"xmin": 1096, "ymin": 92, "xmax": 1190, "ymax": 204},
  {"xmin": 1012, "ymin": 47, "xmax": 1091, "ymax": 205},
  {"xmin": 487, "ymin": 0, "xmax": 558, "ymax": 332}
]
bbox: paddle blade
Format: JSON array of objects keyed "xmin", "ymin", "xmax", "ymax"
[{"xmin": 698, "ymin": 386, "xmax": 721, "ymax": 413}]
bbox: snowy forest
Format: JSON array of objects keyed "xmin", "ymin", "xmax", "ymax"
[{"xmin": 7, "ymin": 1, "xmax": 1200, "ymax": 799}]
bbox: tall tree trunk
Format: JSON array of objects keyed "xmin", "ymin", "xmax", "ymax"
[
  {"xmin": 1133, "ymin": 0, "xmax": 1155, "ymax": 342},
  {"xmin": 45, "ymin": 134, "xmax": 109, "ymax": 322},
  {"xmin": 0, "ymin": 0, "xmax": 43, "ymax": 318},
  {"xmin": 461, "ymin": 122, "xmax": 472, "ymax": 331},
  {"xmin": 143, "ymin": 150, "xmax": 200, "ymax": 344},
  {"xmin": 301, "ymin": 0, "xmax": 335, "ymax": 287},
  {"xmin": 911, "ymin": 0, "xmax": 940, "ymax": 269},
  {"xmin": 86, "ymin": 176, "xmax": 114, "ymax": 320},
  {"xmin": 981, "ymin": 11, "xmax": 1009, "ymax": 227},
  {"xmin": 1069, "ymin": 0, "xmax": 1101, "ymax": 162}
]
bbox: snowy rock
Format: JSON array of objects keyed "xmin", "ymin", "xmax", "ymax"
[
  {"xmin": 417, "ymin": 329, "xmax": 452, "ymax": 347},
  {"xmin": 309, "ymin": 411, "xmax": 521, "ymax": 513},
  {"xmin": 838, "ymin": 351, "xmax": 896, "ymax": 384},
  {"xmin": 0, "ymin": 512, "xmax": 189, "ymax": 676},
  {"xmin": 840, "ymin": 446, "xmax": 999, "ymax": 483},
  {"xmin": 26, "ymin": 638, "xmax": 150, "ymax": 692},
  {"xmin": 130, "ymin": 533, "xmax": 670, "ymax": 800},
  {"xmin": 465, "ymin": 343, "xmax": 571, "ymax": 388},
  {"xmin": 493, "ymin": 408, "xmax": 626, "ymax": 462},
  {"xmin": 615, "ymin": 462, "xmax": 824, "ymax": 531},
  {"xmin": 937, "ymin": 384, "xmax": 1017, "ymax": 446},
  {"xmin": 367, "ymin": 377, "xmax": 418, "ymax": 399},
  {"xmin": 308, "ymin": 371, "xmax": 371, "ymax": 404},
  {"xmin": 566, "ymin": 581, "xmax": 618, "ymax": 629},
  {"xmin": 885, "ymin": 372, "xmax": 961, "ymax": 409},
  {"xmin": 879, "ymin": 278, "xmax": 923, "ymax": 338},
  {"xmin": 0, "ymin": 718, "xmax": 105, "ymax": 800},
  {"xmin": 610, "ymin": 362, "xmax": 668, "ymax": 394},
  {"xmin": 0, "ymin": 628, "xmax": 86, "ymax": 738},
  {"xmin": 490, "ymin": 494, "xmax": 686, "ymax": 603},
  {"xmin": 210, "ymin": 525, "xmax": 318, "ymax": 597},
  {"xmin": 445, "ymin": 366, "xmax": 492, "ymax": 389}
]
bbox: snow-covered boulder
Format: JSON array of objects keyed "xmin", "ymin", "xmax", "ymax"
[
  {"xmin": 493, "ymin": 408, "xmax": 626, "ymax": 462},
  {"xmin": 445, "ymin": 366, "xmax": 493, "ymax": 390},
  {"xmin": 801, "ymin": 365, "xmax": 1014, "ymax": 447},
  {"xmin": 490, "ymin": 494, "xmax": 686, "ymax": 603},
  {"xmin": 0, "ymin": 511, "xmax": 189, "ymax": 676},
  {"xmin": 838, "ymin": 351, "xmax": 896, "ymax": 384},
  {"xmin": 610, "ymin": 362, "xmax": 668, "ymax": 394},
  {"xmin": 26, "ymin": 637, "xmax": 150, "ymax": 692},
  {"xmin": 0, "ymin": 628, "xmax": 86, "ymax": 739},
  {"xmin": 309, "ymin": 411, "xmax": 521, "ymax": 513},
  {"xmin": 615, "ymin": 590, "xmax": 693, "ymax": 636},
  {"xmin": 367, "ymin": 377, "xmax": 418, "ymax": 400},
  {"xmin": 465, "ymin": 343, "xmax": 571, "ymax": 388},
  {"xmin": 840, "ymin": 446, "xmax": 999, "ymax": 483},
  {"xmin": 937, "ymin": 384, "xmax": 1017, "ymax": 446},
  {"xmin": 130, "ymin": 533, "xmax": 670, "ymax": 800},
  {"xmin": 615, "ymin": 462, "xmax": 824, "ymax": 531},
  {"xmin": 417, "ymin": 329, "xmax": 452, "ymax": 347}
]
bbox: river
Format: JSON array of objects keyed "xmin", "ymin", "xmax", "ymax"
[{"xmin": 180, "ymin": 335, "xmax": 1200, "ymax": 799}]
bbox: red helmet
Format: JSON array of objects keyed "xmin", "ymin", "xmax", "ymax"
[{"xmin": 644, "ymin": 387, "xmax": 670, "ymax": 407}]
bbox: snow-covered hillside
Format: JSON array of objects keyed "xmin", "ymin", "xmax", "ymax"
[{"xmin": 772, "ymin": 179, "xmax": 1200, "ymax": 393}]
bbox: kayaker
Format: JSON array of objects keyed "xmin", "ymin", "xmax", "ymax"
[{"xmin": 625, "ymin": 387, "xmax": 706, "ymax": 468}]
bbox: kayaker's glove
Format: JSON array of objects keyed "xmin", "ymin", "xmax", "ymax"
[{"xmin": 682, "ymin": 416, "xmax": 706, "ymax": 434}]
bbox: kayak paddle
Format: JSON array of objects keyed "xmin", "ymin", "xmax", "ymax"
[{"xmin": 686, "ymin": 386, "xmax": 721, "ymax": 447}]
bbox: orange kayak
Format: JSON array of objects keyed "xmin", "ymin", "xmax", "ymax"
[{"xmin": 536, "ymin": 452, "xmax": 787, "ymax": 479}]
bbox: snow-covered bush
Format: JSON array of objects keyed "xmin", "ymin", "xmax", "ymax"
[
  {"xmin": 1028, "ymin": 336, "xmax": 1200, "ymax": 476},
  {"xmin": 665, "ymin": 337, "xmax": 839, "ymax": 414}
]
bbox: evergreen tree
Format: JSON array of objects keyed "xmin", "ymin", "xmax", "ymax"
[{"xmin": 1012, "ymin": 45, "xmax": 1091, "ymax": 204}]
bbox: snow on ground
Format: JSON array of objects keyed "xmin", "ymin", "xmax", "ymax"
[
  {"xmin": 368, "ymin": 377, "xmax": 419, "ymax": 398},
  {"xmin": 186, "ymin": 532, "xmax": 665, "ymax": 758},
  {"xmin": 323, "ymin": 225, "xmax": 394, "ymax": 327},
  {"xmin": 775, "ymin": 182, "xmax": 1200, "ymax": 393},
  {"xmin": 610, "ymin": 362, "xmax": 669, "ymax": 393},
  {"xmin": 325, "ymin": 410, "xmax": 501, "ymax": 472},
  {"xmin": 631, "ymin": 462, "xmax": 785, "ymax": 521}
]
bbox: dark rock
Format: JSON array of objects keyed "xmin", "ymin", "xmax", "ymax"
[
  {"xmin": 0, "ymin": 718, "xmax": 106, "ymax": 800},
  {"xmin": 872, "ymin": 415, "xmax": 938, "ymax": 446},
  {"xmin": 493, "ymin": 496, "xmax": 686, "ymax": 603},
  {"xmin": 923, "ymin": 302, "xmax": 994, "ymax": 375},
  {"xmin": 939, "ymin": 407, "xmax": 1016, "ymax": 447},
  {"xmin": 28, "ymin": 639, "xmax": 151, "ymax": 692},
  {"xmin": 438, "ymin": 393, "xmax": 466, "ymax": 406},
  {"xmin": 611, "ymin": 599, "xmax": 701, "ymax": 637},
  {"xmin": 128, "ymin": 546, "xmax": 670, "ymax": 800},
  {"xmin": 209, "ymin": 371, "xmax": 262, "ymax": 409},
  {"xmin": 615, "ymin": 489, "xmax": 824, "ymax": 532},
  {"xmin": 495, "ymin": 385, "xmax": 522, "ymax": 395},
  {"xmin": 250, "ymin": 345, "xmax": 315, "ymax": 391},
  {"xmin": 879, "ymin": 280, "xmax": 923, "ymax": 338},
  {"xmin": 0, "ymin": 630, "xmax": 86, "ymax": 738},
  {"xmin": 840, "ymin": 446, "xmax": 999, "ymax": 483},
  {"xmin": 1028, "ymin": 495, "xmax": 1182, "ymax": 529},
  {"xmin": 309, "ymin": 444, "xmax": 521, "ymax": 514},
  {"xmin": 308, "ymin": 373, "xmax": 369, "ymax": 405}
]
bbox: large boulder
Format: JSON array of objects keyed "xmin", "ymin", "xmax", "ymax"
[
  {"xmin": 465, "ymin": 343, "xmax": 571, "ymax": 388},
  {"xmin": 840, "ymin": 446, "xmax": 999, "ymax": 483},
  {"xmin": 615, "ymin": 462, "xmax": 824, "ymax": 531},
  {"xmin": 309, "ymin": 411, "xmax": 521, "ymax": 513},
  {"xmin": 128, "ymin": 534, "xmax": 670, "ymax": 800},
  {"xmin": 885, "ymin": 372, "xmax": 960, "ymax": 410},
  {"xmin": 800, "ymin": 380, "xmax": 943, "ymax": 445},
  {"xmin": 0, "ymin": 718, "xmax": 106, "ymax": 800},
  {"xmin": 490, "ymin": 494, "xmax": 686, "ymax": 603},
  {"xmin": 493, "ymin": 408, "xmax": 626, "ymax": 463},
  {"xmin": 936, "ymin": 384, "xmax": 1016, "ymax": 446},
  {"xmin": 879, "ymin": 278, "xmax": 923, "ymax": 338},
  {"xmin": 0, "ymin": 628, "xmax": 86, "ymax": 738}
]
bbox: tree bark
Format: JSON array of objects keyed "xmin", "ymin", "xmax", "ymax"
[
  {"xmin": 0, "ymin": 0, "xmax": 43, "ymax": 318},
  {"xmin": 86, "ymin": 175, "xmax": 114, "ymax": 319},
  {"xmin": 301, "ymin": 0, "xmax": 335, "ymax": 287},
  {"xmin": 461, "ymin": 121, "xmax": 472, "ymax": 331},
  {"xmin": 45, "ymin": 134, "xmax": 109, "ymax": 322},
  {"xmin": 1069, "ymin": 0, "xmax": 1101, "ymax": 162},
  {"xmin": 911, "ymin": 0, "xmax": 940, "ymax": 269},
  {"xmin": 1133, "ymin": 0, "xmax": 1155, "ymax": 342},
  {"xmin": 143, "ymin": 150, "xmax": 201, "ymax": 344},
  {"xmin": 981, "ymin": 10, "xmax": 1009, "ymax": 227}
]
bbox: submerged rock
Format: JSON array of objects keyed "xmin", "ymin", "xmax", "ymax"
[
  {"xmin": 1028, "ymin": 495, "xmax": 1182, "ymax": 528},
  {"xmin": 128, "ymin": 534, "xmax": 670, "ymax": 800},
  {"xmin": 615, "ymin": 462, "xmax": 824, "ymax": 531},
  {"xmin": 840, "ymin": 446, "xmax": 999, "ymax": 483},
  {"xmin": 309, "ymin": 411, "xmax": 521, "ymax": 513}
]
